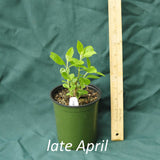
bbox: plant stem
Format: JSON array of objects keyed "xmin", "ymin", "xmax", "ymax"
[
  {"xmin": 77, "ymin": 55, "xmax": 82, "ymax": 79},
  {"xmin": 76, "ymin": 55, "xmax": 82, "ymax": 98},
  {"xmin": 83, "ymin": 72, "xmax": 88, "ymax": 78},
  {"xmin": 66, "ymin": 60, "xmax": 69, "ymax": 86}
]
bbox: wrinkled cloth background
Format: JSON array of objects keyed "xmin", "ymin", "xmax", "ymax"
[{"xmin": 0, "ymin": 0, "xmax": 160, "ymax": 159}]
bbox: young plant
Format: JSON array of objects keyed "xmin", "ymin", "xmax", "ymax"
[{"xmin": 50, "ymin": 40, "xmax": 105, "ymax": 99}]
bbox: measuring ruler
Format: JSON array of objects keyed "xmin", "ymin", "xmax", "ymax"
[{"xmin": 108, "ymin": 0, "xmax": 124, "ymax": 141}]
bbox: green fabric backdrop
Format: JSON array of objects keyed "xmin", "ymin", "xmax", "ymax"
[{"xmin": 0, "ymin": 0, "xmax": 160, "ymax": 159}]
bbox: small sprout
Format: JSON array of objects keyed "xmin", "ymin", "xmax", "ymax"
[{"xmin": 50, "ymin": 40, "xmax": 105, "ymax": 99}]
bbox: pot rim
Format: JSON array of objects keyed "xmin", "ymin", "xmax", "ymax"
[{"xmin": 50, "ymin": 84, "xmax": 101, "ymax": 108}]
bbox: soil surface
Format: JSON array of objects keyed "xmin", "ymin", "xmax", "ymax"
[{"xmin": 54, "ymin": 87, "xmax": 99, "ymax": 106}]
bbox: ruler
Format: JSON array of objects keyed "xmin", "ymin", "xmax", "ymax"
[{"xmin": 108, "ymin": 0, "xmax": 124, "ymax": 141}]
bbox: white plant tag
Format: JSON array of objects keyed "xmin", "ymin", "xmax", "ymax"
[{"xmin": 69, "ymin": 97, "xmax": 79, "ymax": 106}]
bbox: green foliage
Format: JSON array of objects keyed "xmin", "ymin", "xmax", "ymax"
[
  {"xmin": 50, "ymin": 41, "xmax": 105, "ymax": 99},
  {"xmin": 50, "ymin": 52, "xmax": 65, "ymax": 66}
]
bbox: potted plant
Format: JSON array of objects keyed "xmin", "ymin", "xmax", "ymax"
[{"xmin": 50, "ymin": 40, "xmax": 105, "ymax": 150}]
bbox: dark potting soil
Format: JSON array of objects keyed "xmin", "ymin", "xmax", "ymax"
[{"xmin": 54, "ymin": 87, "xmax": 99, "ymax": 106}]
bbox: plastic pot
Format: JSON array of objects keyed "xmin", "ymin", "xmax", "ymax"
[{"xmin": 50, "ymin": 84, "xmax": 101, "ymax": 150}]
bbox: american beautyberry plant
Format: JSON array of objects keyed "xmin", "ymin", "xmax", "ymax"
[{"xmin": 50, "ymin": 40, "xmax": 105, "ymax": 99}]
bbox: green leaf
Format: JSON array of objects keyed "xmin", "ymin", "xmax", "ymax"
[
  {"xmin": 83, "ymin": 46, "xmax": 96, "ymax": 58},
  {"xmin": 77, "ymin": 89, "xmax": 88, "ymax": 95},
  {"xmin": 79, "ymin": 78, "xmax": 85, "ymax": 88},
  {"xmin": 60, "ymin": 68, "xmax": 69, "ymax": 79},
  {"xmin": 69, "ymin": 73, "xmax": 75, "ymax": 80},
  {"xmin": 68, "ymin": 88, "xmax": 73, "ymax": 92},
  {"xmin": 65, "ymin": 47, "xmax": 74, "ymax": 61},
  {"xmin": 62, "ymin": 73, "xmax": 69, "ymax": 80},
  {"xmin": 66, "ymin": 92, "xmax": 72, "ymax": 96},
  {"xmin": 77, "ymin": 40, "xmax": 84, "ymax": 55},
  {"xmin": 84, "ymin": 78, "xmax": 90, "ymax": 85},
  {"xmin": 86, "ymin": 75, "xmax": 99, "ymax": 79},
  {"xmin": 86, "ymin": 58, "xmax": 91, "ymax": 68},
  {"xmin": 84, "ymin": 46, "xmax": 94, "ymax": 52},
  {"xmin": 70, "ymin": 58, "xmax": 84, "ymax": 66},
  {"xmin": 50, "ymin": 52, "xmax": 65, "ymax": 66},
  {"xmin": 70, "ymin": 84, "xmax": 76, "ymax": 90},
  {"xmin": 96, "ymin": 72, "xmax": 105, "ymax": 76},
  {"xmin": 79, "ymin": 77, "xmax": 84, "ymax": 84},
  {"xmin": 84, "ymin": 66, "xmax": 97, "ymax": 73},
  {"xmin": 80, "ymin": 84, "xmax": 86, "ymax": 89},
  {"xmin": 79, "ymin": 77, "xmax": 90, "ymax": 85},
  {"xmin": 63, "ymin": 84, "xmax": 69, "ymax": 88},
  {"xmin": 60, "ymin": 68, "xmax": 66, "ymax": 73},
  {"xmin": 83, "ymin": 51, "xmax": 96, "ymax": 58},
  {"xmin": 71, "ymin": 77, "xmax": 78, "ymax": 83}
]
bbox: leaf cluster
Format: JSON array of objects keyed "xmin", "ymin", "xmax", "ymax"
[{"xmin": 50, "ymin": 41, "xmax": 105, "ymax": 99}]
